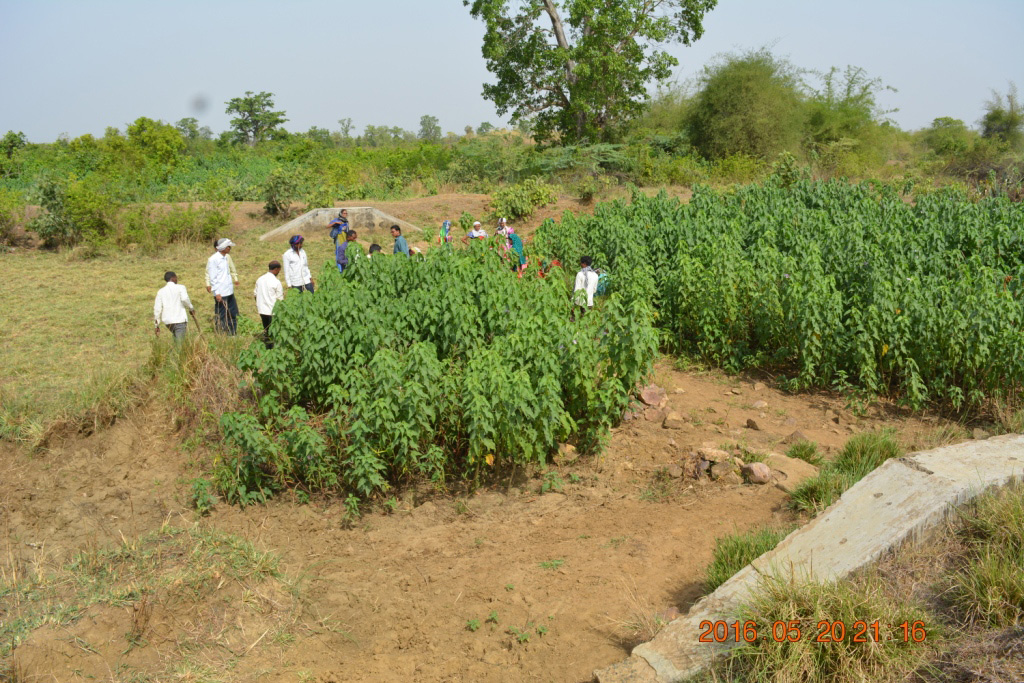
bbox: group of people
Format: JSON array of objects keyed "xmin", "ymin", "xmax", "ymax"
[{"xmin": 153, "ymin": 209, "xmax": 601, "ymax": 347}]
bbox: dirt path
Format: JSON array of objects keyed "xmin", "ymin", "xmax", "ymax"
[{"xmin": 1, "ymin": 361, "xmax": 966, "ymax": 681}]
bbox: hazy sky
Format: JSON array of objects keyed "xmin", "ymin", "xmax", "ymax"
[{"xmin": 1, "ymin": 0, "xmax": 1021, "ymax": 142}]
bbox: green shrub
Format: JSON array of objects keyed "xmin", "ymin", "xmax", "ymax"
[
  {"xmin": 115, "ymin": 204, "xmax": 228, "ymax": 251},
  {"xmin": 29, "ymin": 176, "xmax": 117, "ymax": 247},
  {"xmin": 0, "ymin": 187, "xmax": 23, "ymax": 245},
  {"xmin": 218, "ymin": 247, "xmax": 657, "ymax": 502},
  {"xmin": 705, "ymin": 525, "xmax": 795, "ymax": 593},
  {"xmin": 261, "ymin": 166, "xmax": 299, "ymax": 216},
  {"xmin": 490, "ymin": 177, "xmax": 558, "ymax": 220}
]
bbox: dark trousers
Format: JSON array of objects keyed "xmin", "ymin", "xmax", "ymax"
[
  {"xmin": 260, "ymin": 314, "xmax": 273, "ymax": 349},
  {"xmin": 292, "ymin": 283, "xmax": 315, "ymax": 293},
  {"xmin": 214, "ymin": 294, "xmax": 238, "ymax": 335}
]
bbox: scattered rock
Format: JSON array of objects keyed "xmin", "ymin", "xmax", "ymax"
[
  {"xmin": 663, "ymin": 411, "xmax": 688, "ymax": 430},
  {"xmin": 824, "ymin": 409, "xmax": 840, "ymax": 424},
  {"xmin": 622, "ymin": 407, "xmax": 642, "ymax": 422},
  {"xmin": 731, "ymin": 389, "xmax": 742, "ymax": 395},
  {"xmin": 709, "ymin": 461, "xmax": 736, "ymax": 481},
  {"xmin": 742, "ymin": 462, "xmax": 773, "ymax": 484},
  {"xmin": 973, "ymin": 428, "xmax": 992, "ymax": 440},
  {"xmin": 746, "ymin": 418, "xmax": 761, "ymax": 431},
  {"xmin": 697, "ymin": 447, "xmax": 731, "ymax": 462},
  {"xmin": 732, "ymin": 457, "xmax": 746, "ymax": 468},
  {"xmin": 666, "ymin": 464, "xmax": 684, "ymax": 479},
  {"xmin": 706, "ymin": 407, "xmax": 717, "ymax": 414},
  {"xmin": 640, "ymin": 384, "xmax": 667, "ymax": 407},
  {"xmin": 753, "ymin": 382, "xmax": 766, "ymax": 391},
  {"xmin": 766, "ymin": 452, "xmax": 820, "ymax": 494},
  {"xmin": 645, "ymin": 407, "xmax": 667, "ymax": 423},
  {"xmin": 784, "ymin": 417, "xmax": 797, "ymax": 426},
  {"xmin": 667, "ymin": 439, "xmax": 677, "ymax": 448},
  {"xmin": 557, "ymin": 443, "xmax": 578, "ymax": 464},
  {"xmin": 695, "ymin": 459, "xmax": 711, "ymax": 478},
  {"xmin": 673, "ymin": 388, "xmax": 686, "ymax": 394},
  {"xmin": 784, "ymin": 430, "xmax": 809, "ymax": 444},
  {"xmin": 720, "ymin": 472, "xmax": 743, "ymax": 485},
  {"xmin": 752, "ymin": 400, "xmax": 769, "ymax": 410}
]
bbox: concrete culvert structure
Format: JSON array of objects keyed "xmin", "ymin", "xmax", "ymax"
[{"xmin": 259, "ymin": 207, "xmax": 422, "ymax": 242}]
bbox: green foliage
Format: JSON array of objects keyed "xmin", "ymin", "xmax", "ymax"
[
  {"xmin": 534, "ymin": 182, "xmax": 1024, "ymax": 412},
  {"xmin": 218, "ymin": 247, "xmax": 656, "ymax": 502},
  {"xmin": 540, "ymin": 470, "xmax": 564, "ymax": 493},
  {"xmin": 466, "ymin": 619, "xmax": 481, "ymax": 632},
  {"xmin": 465, "ymin": 0, "xmax": 718, "ymax": 142},
  {"xmin": 262, "ymin": 166, "xmax": 300, "ymax": 216},
  {"xmin": 981, "ymin": 83, "xmax": 1023, "ymax": 151},
  {"xmin": 418, "ymin": 115, "xmax": 442, "ymax": 142},
  {"xmin": 922, "ymin": 117, "xmax": 974, "ymax": 157},
  {"xmin": 0, "ymin": 187, "xmax": 23, "ymax": 245},
  {"xmin": 704, "ymin": 525, "xmax": 795, "ymax": 593},
  {"xmin": 29, "ymin": 176, "xmax": 117, "ymax": 247},
  {"xmin": 490, "ymin": 177, "xmax": 557, "ymax": 220},
  {"xmin": 115, "ymin": 203, "xmax": 228, "ymax": 251},
  {"xmin": 1, "ymin": 130, "xmax": 27, "ymax": 159},
  {"xmin": 189, "ymin": 478, "xmax": 216, "ymax": 516},
  {"xmin": 687, "ymin": 49, "xmax": 805, "ymax": 160},
  {"xmin": 226, "ymin": 91, "xmax": 288, "ymax": 146}
]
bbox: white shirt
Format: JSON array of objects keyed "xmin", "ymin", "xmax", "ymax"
[
  {"xmin": 204, "ymin": 253, "xmax": 238, "ymax": 288},
  {"xmin": 574, "ymin": 267, "xmax": 598, "ymax": 307},
  {"xmin": 282, "ymin": 248, "xmax": 311, "ymax": 287},
  {"xmin": 468, "ymin": 228, "xmax": 488, "ymax": 239},
  {"xmin": 153, "ymin": 281, "xmax": 194, "ymax": 325},
  {"xmin": 206, "ymin": 252, "xmax": 234, "ymax": 297},
  {"xmin": 254, "ymin": 272, "xmax": 284, "ymax": 316}
]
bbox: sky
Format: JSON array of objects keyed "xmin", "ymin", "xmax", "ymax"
[{"xmin": 0, "ymin": 0, "xmax": 1021, "ymax": 143}]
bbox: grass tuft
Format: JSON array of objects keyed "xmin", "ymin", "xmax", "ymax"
[
  {"xmin": 714, "ymin": 575, "xmax": 936, "ymax": 683},
  {"xmin": 785, "ymin": 440, "xmax": 822, "ymax": 466},
  {"xmin": 705, "ymin": 526, "xmax": 796, "ymax": 593},
  {"xmin": 947, "ymin": 484, "xmax": 1024, "ymax": 628},
  {"xmin": 789, "ymin": 430, "xmax": 901, "ymax": 514}
]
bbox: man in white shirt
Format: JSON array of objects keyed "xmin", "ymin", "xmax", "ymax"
[
  {"xmin": 206, "ymin": 238, "xmax": 238, "ymax": 334},
  {"xmin": 462, "ymin": 221, "xmax": 488, "ymax": 244},
  {"xmin": 283, "ymin": 235, "xmax": 315, "ymax": 292},
  {"xmin": 573, "ymin": 255, "xmax": 598, "ymax": 314},
  {"xmin": 153, "ymin": 271, "xmax": 196, "ymax": 343},
  {"xmin": 254, "ymin": 261, "xmax": 284, "ymax": 349}
]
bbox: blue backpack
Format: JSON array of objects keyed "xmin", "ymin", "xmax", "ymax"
[{"xmin": 596, "ymin": 270, "xmax": 609, "ymax": 296}]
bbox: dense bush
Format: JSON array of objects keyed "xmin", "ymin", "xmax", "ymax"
[
  {"xmin": 217, "ymin": 246, "xmax": 657, "ymax": 502},
  {"xmin": 115, "ymin": 204, "xmax": 229, "ymax": 251},
  {"xmin": 0, "ymin": 187, "xmax": 23, "ymax": 245},
  {"xmin": 535, "ymin": 180, "xmax": 1024, "ymax": 410},
  {"xmin": 489, "ymin": 177, "xmax": 559, "ymax": 220}
]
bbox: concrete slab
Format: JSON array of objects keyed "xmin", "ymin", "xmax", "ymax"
[
  {"xmin": 595, "ymin": 434, "xmax": 1024, "ymax": 683},
  {"xmin": 259, "ymin": 207, "xmax": 422, "ymax": 242}
]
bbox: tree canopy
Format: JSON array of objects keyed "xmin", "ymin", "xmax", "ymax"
[
  {"xmin": 465, "ymin": 0, "xmax": 717, "ymax": 143},
  {"xmin": 225, "ymin": 91, "xmax": 288, "ymax": 146}
]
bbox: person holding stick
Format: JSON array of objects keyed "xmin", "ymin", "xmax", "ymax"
[
  {"xmin": 206, "ymin": 238, "xmax": 238, "ymax": 334},
  {"xmin": 153, "ymin": 271, "xmax": 198, "ymax": 343}
]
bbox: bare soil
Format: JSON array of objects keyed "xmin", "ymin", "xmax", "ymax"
[{"xmin": 3, "ymin": 358, "xmax": 965, "ymax": 682}]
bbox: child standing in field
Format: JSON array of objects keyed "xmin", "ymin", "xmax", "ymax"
[
  {"xmin": 254, "ymin": 261, "xmax": 284, "ymax": 349},
  {"xmin": 573, "ymin": 255, "xmax": 598, "ymax": 314},
  {"xmin": 336, "ymin": 230, "xmax": 358, "ymax": 274},
  {"xmin": 283, "ymin": 235, "xmax": 314, "ymax": 292}
]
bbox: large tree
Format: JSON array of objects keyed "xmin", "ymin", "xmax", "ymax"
[
  {"xmin": 465, "ymin": 0, "xmax": 717, "ymax": 143},
  {"xmin": 225, "ymin": 91, "xmax": 288, "ymax": 146}
]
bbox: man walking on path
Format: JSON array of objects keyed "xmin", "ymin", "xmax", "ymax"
[
  {"xmin": 154, "ymin": 271, "xmax": 197, "ymax": 343},
  {"xmin": 254, "ymin": 260, "xmax": 284, "ymax": 349},
  {"xmin": 573, "ymin": 255, "xmax": 598, "ymax": 314},
  {"xmin": 206, "ymin": 238, "xmax": 238, "ymax": 334},
  {"xmin": 391, "ymin": 225, "xmax": 409, "ymax": 256},
  {"xmin": 329, "ymin": 208, "xmax": 350, "ymax": 246},
  {"xmin": 283, "ymin": 235, "xmax": 315, "ymax": 292},
  {"xmin": 336, "ymin": 230, "xmax": 358, "ymax": 274}
]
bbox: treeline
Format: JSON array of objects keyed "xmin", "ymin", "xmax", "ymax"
[{"xmin": 0, "ymin": 52, "xmax": 1020, "ymax": 249}]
